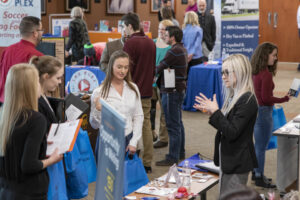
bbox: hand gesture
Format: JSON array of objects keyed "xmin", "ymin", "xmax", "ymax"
[
  {"xmin": 94, "ymin": 95, "xmax": 102, "ymax": 111},
  {"xmin": 193, "ymin": 93, "xmax": 219, "ymax": 115}
]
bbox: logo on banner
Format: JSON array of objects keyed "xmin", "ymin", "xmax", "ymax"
[
  {"xmin": 0, "ymin": 0, "xmax": 13, "ymax": 8},
  {"xmin": 69, "ymin": 70, "xmax": 99, "ymax": 93}
]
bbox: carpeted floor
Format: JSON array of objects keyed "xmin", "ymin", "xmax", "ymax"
[{"xmin": 82, "ymin": 62, "xmax": 300, "ymax": 200}]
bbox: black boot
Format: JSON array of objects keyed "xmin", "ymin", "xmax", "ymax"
[{"xmin": 255, "ymin": 176, "xmax": 276, "ymax": 188}]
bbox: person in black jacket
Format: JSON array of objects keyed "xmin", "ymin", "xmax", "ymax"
[
  {"xmin": 0, "ymin": 64, "xmax": 62, "ymax": 200},
  {"xmin": 197, "ymin": 0, "xmax": 216, "ymax": 59},
  {"xmin": 65, "ymin": 6, "xmax": 90, "ymax": 63},
  {"xmin": 194, "ymin": 54, "xmax": 258, "ymax": 196}
]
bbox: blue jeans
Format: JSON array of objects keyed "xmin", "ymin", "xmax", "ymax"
[
  {"xmin": 254, "ymin": 106, "xmax": 273, "ymax": 176},
  {"xmin": 162, "ymin": 91, "xmax": 185, "ymax": 162}
]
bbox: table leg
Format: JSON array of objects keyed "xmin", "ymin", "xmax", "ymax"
[{"xmin": 200, "ymin": 192, "xmax": 206, "ymax": 200}]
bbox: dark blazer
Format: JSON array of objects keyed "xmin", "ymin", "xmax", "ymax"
[
  {"xmin": 197, "ymin": 11, "xmax": 216, "ymax": 51},
  {"xmin": 209, "ymin": 92, "xmax": 258, "ymax": 174},
  {"xmin": 38, "ymin": 97, "xmax": 58, "ymax": 131},
  {"xmin": 99, "ymin": 39, "xmax": 123, "ymax": 73}
]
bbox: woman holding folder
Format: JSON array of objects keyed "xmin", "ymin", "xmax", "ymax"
[
  {"xmin": 0, "ymin": 64, "xmax": 62, "ymax": 200},
  {"xmin": 90, "ymin": 50, "xmax": 144, "ymax": 155},
  {"xmin": 30, "ymin": 55, "xmax": 67, "ymax": 200}
]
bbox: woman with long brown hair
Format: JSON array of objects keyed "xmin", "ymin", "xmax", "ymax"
[
  {"xmin": 251, "ymin": 42, "xmax": 290, "ymax": 188},
  {"xmin": 90, "ymin": 50, "xmax": 143, "ymax": 155}
]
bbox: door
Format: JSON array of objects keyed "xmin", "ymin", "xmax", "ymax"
[{"xmin": 259, "ymin": 0, "xmax": 300, "ymax": 62}]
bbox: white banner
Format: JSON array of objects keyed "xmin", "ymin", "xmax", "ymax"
[{"xmin": 0, "ymin": 0, "xmax": 41, "ymax": 47}]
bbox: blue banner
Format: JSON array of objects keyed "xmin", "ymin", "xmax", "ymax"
[
  {"xmin": 221, "ymin": 20, "xmax": 259, "ymax": 58},
  {"xmin": 65, "ymin": 66, "xmax": 106, "ymax": 94},
  {"xmin": 94, "ymin": 100, "xmax": 126, "ymax": 200}
]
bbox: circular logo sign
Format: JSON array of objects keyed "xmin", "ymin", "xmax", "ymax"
[
  {"xmin": 69, "ymin": 70, "xmax": 99, "ymax": 93},
  {"xmin": 0, "ymin": 0, "xmax": 13, "ymax": 8}
]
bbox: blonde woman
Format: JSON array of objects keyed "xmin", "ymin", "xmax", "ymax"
[
  {"xmin": 151, "ymin": 19, "xmax": 174, "ymax": 148},
  {"xmin": 0, "ymin": 64, "xmax": 62, "ymax": 199},
  {"xmin": 65, "ymin": 6, "xmax": 90, "ymax": 62},
  {"xmin": 183, "ymin": 11, "xmax": 203, "ymax": 77},
  {"xmin": 193, "ymin": 54, "xmax": 258, "ymax": 195}
]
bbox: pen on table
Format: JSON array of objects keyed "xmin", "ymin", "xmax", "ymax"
[{"xmin": 53, "ymin": 122, "xmax": 60, "ymax": 136}]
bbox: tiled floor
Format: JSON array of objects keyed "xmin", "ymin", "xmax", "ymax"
[{"xmin": 82, "ymin": 62, "xmax": 300, "ymax": 200}]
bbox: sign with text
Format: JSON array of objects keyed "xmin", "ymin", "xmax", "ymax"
[
  {"xmin": 52, "ymin": 18, "xmax": 72, "ymax": 37},
  {"xmin": 94, "ymin": 99, "xmax": 126, "ymax": 200},
  {"xmin": 0, "ymin": 0, "xmax": 41, "ymax": 47},
  {"xmin": 221, "ymin": 0, "xmax": 259, "ymax": 58},
  {"xmin": 221, "ymin": 20, "xmax": 259, "ymax": 58}
]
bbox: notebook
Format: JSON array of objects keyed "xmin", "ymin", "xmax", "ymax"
[{"xmin": 195, "ymin": 161, "xmax": 220, "ymax": 174}]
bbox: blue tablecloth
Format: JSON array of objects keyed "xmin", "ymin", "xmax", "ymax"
[
  {"xmin": 65, "ymin": 65, "xmax": 106, "ymax": 93},
  {"xmin": 183, "ymin": 63, "xmax": 223, "ymax": 111}
]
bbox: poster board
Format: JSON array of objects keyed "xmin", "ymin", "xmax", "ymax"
[
  {"xmin": 41, "ymin": 37, "xmax": 65, "ymax": 66},
  {"xmin": 52, "ymin": 18, "xmax": 72, "ymax": 37},
  {"xmin": 0, "ymin": 1, "xmax": 41, "ymax": 47}
]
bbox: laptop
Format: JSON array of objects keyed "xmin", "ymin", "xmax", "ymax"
[{"xmin": 195, "ymin": 161, "xmax": 220, "ymax": 174}]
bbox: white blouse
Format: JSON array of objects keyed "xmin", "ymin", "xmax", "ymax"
[{"xmin": 90, "ymin": 81, "xmax": 144, "ymax": 148}]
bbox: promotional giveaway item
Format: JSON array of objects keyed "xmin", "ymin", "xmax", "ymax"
[
  {"xmin": 47, "ymin": 160, "xmax": 68, "ymax": 200},
  {"xmin": 65, "ymin": 142, "xmax": 89, "ymax": 199},
  {"xmin": 123, "ymin": 153, "xmax": 149, "ymax": 196},
  {"xmin": 267, "ymin": 105, "xmax": 287, "ymax": 150}
]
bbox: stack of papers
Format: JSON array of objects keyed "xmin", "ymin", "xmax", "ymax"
[{"xmin": 135, "ymin": 186, "xmax": 177, "ymax": 196}]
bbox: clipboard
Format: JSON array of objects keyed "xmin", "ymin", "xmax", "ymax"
[
  {"xmin": 46, "ymin": 119, "xmax": 83, "ymax": 155},
  {"xmin": 65, "ymin": 93, "xmax": 89, "ymax": 121}
]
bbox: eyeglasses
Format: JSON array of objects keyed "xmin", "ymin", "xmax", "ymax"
[{"xmin": 221, "ymin": 69, "xmax": 234, "ymax": 76}]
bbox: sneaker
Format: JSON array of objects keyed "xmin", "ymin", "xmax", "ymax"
[
  {"xmin": 155, "ymin": 159, "xmax": 177, "ymax": 166},
  {"xmin": 153, "ymin": 141, "xmax": 168, "ymax": 148},
  {"xmin": 144, "ymin": 166, "xmax": 152, "ymax": 174},
  {"xmin": 255, "ymin": 176, "xmax": 276, "ymax": 188}
]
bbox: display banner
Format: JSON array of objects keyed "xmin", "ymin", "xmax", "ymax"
[
  {"xmin": 213, "ymin": 0, "xmax": 221, "ymax": 58},
  {"xmin": 52, "ymin": 18, "xmax": 72, "ymax": 37},
  {"xmin": 0, "ymin": 0, "xmax": 41, "ymax": 47},
  {"xmin": 65, "ymin": 66, "xmax": 106, "ymax": 94},
  {"xmin": 94, "ymin": 99, "xmax": 126, "ymax": 200},
  {"xmin": 221, "ymin": 0, "xmax": 259, "ymax": 58}
]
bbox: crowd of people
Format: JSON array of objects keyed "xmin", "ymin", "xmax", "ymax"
[{"xmin": 0, "ymin": 0, "xmax": 294, "ymax": 199}]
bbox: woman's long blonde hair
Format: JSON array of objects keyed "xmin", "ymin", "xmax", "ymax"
[
  {"xmin": 221, "ymin": 54, "xmax": 256, "ymax": 115},
  {"xmin": 183, "ymin": 11, "xmax": 200, "ymax": 29},
  {"xmin": 0, "ymin": 64, "xmax": 39, "ymax": 155}
]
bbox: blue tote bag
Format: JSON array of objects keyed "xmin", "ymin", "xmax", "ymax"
[
  {"xmin": 123, "ymin": 153, "xmax": 149, "ymax": 196},
  {"xmin": 76, "ymin": 129, "xmax": 97, "ymax": 183},
  {"xmin": 267, "ymin": 106, "xmax": 287, "ymax": 150},
  {"xmin": 64, "ymin": 142, "xmax": 88, "ymax": 199},
  {"xmin": 47, "ymin": 160, "xmax": 68, "ymax": 200}
]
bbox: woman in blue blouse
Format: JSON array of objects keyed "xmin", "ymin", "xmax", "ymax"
[{"xmin": 182, "ymin": 11, "xmax": 203, "ymax": 78}]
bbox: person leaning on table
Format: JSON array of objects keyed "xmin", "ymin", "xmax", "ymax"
[
  {"xmin": 0, "ymin": 64, "xmax": 62, "ymax": 200},
  {"xmin": 193, "ymin": 54, "xmax": 258, "ymax": 195}
]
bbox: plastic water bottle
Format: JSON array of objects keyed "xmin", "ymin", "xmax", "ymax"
[
  {"xmin": 181, "ymin": 160, "xmax": 191, "ymax": 188},
  {"xmin": 208, "ymin": 51, "xmax": 214, "ymax": 62},
  {"xmin": 222, "ymin": 48, "xmax": 227, "ymax": 60}
]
